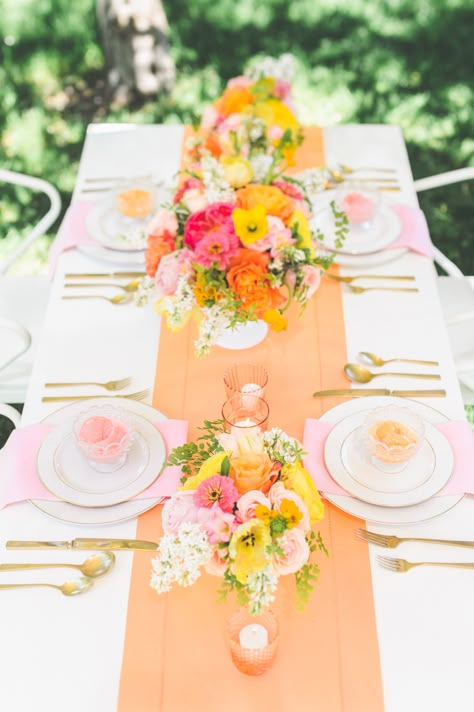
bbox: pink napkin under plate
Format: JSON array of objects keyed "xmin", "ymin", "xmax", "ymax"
[
  {"xmin": 386, "ymin": 204, "xmax": 434, "ymax": 258},
  {"xmin": 0, "ymin": 419, "xmax": 187, "ymax": 509},
  {"xmin": 303, "ymin": 418, "xmax": 474, "ymax": 497},
  {"xmin": 48, "ymin": 201, "xmax": 97, "ymax": 276}
]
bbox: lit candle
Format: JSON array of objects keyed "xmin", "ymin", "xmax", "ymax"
[
  {"xmin": 240, "ymin": 382, "xmax": 264, "ymax": 408},
  {"xmin": 230, "ymin": 418, "xmax": 261, "ymax": 437},
  {"xmin": 239, "ymin": 624, "xmax": 269, "ymax": 650}
]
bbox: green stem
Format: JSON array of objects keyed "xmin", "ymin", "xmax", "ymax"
[{"xmin": 281, "ymin": 278, "xmax": 294, "ymax": 313}]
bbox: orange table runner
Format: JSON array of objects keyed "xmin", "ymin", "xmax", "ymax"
[{"xmin": 118, "ymin": 127, "xmax": 384, "ymax": 712}]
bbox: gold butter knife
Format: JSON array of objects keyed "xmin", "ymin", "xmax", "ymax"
[
  {"xmin": 6, "ymin": 538, "xmax": 159, "ymax": 551},
  {"xmin": 312, "ymin": 388, "xmax": 446, "ymax": 397},
  {"xmin": 65, "ymin": 272, "xmax": 146, "ymax": 279}
]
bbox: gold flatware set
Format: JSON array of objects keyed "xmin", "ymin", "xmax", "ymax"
[
  {"xmin": 344, "ymin": 363, "xmax": 441, "ymax": 384},
  {"xmin": 312, "ymin": 388, "xmax": 446, "ymax": 398},
  {"xmin": 41, "ymin": 388, "xmax": 149, "ymax": 403},
  {"xmin": 323, "ymin": 272, "xmax": 418, "ymax": 294},
  {"xmin": 62, "ymin": 271, "xmax": 147, "ymax": 305}
]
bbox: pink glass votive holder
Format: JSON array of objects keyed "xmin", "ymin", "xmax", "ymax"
[
  {"xmin": 221, "ymin": 394, "xmax": 269, "ymax": 435},
  {"xmin": 74, "ymin": 404, "xmax": 134, "ymax": 473},
  {"xmin": 228, "ymin": 609, "xmax": 279, "ymax": 675},
  {"xmin": 223, "ymin": 362, "xmax": 269, "ymax": 401}
]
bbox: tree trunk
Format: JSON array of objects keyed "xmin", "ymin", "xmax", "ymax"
[{"xmin": 96, "ymin": 0, "xmax": 175, "ymax": 102}]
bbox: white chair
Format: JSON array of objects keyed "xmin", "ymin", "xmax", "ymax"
[
  {"xmin": 0, "ymin": 169, "xmax": 61, "ymax": 404},
  {"xmin": 0, "ymin": 402, "xmax": 20, "ymax": 448},
  {"xmin": 414, "ymin": 167, "xmax": 474, "ymax": 403}
]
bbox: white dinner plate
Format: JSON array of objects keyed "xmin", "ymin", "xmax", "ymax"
[
  {"xmin": 318, "ymin": 396, "xmax": 463, "ymax": 524},
  {"xmin": 30, "ymin": 398, "xmax": 168, "ymax": 525},
  {"xmin": 86, "ymin": 196, "xmax": 149, "ymax": 252},
  {"xmin": 324, "ymin": 411, "xmax": 454, "ymax": 507},
  {"xmin": 37, "ymin": 412, "xmax": 166, "ymax": 507},
  {"xmin": 77, "ymin": 243, "xmax": 146, "ymax": 266},
  {"xmin": 312, "ymin": 191, "xmax": 401, "ymax": 256}
]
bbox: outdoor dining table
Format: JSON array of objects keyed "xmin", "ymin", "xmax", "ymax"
[{"xmin": 0, "ymin": 123, "xmax": 473, "ymax": 712}]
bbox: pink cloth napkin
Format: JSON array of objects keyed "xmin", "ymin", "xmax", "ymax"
[
  {"xmin": 0, "ymin": 419, "xmax": 188, "ymax": 509},
  {"xmin": 48, "ymin": 201, "xmax": 96, "ymax": 276},
  {"xmin": 386, "ymin": 205, "xmax": 434, "ymax": 257},
  {"xmin": 303, "ymin": 418, "xmax": 474, "ymax": 497}
]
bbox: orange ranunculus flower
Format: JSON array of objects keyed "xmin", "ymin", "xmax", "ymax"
[
  {"xmin": 145, "ymin": 232, "xmax": 175, "ymax": 277},
  {"xmin": 226, "ymin": 249, "xmax": 285, "ymax": 316},
  {"xmin": 230, "ymin": 451, "xmax": 279, "ymax": 495},
  {"xmin": 236, "ymin": 184, "xmax": 295, "ymax": 225},
  {"xmin": 215, "ymin": 86, "xmax": 254, "ymax": 117}
]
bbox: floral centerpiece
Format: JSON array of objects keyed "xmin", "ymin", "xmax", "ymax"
[
  {"xmin": 137, "ymin": 55, "xmax": 345, "ymax": 356},
  {"xmin": 150, "ymin": 422, "xmax": 327, "ymax": 614}
]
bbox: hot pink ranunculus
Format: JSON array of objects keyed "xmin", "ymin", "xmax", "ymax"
[
  {"xmin": 236, "ymin": 490, "xmax": 271, "ymax": 523},
  {"xmin": 273, "ymin": 528, "xmax": 310, "ymax": 575},
  {"xmin": 161, "ymin": 491, "xmax": 201, "ymax": 535},
  {"xmin": 183, "ymin": 202, "xmax": 236, "ymax": 249},
  {"xmin": 193, "ymin": 228, "xmax": 240, "ymax": 269},
  {"xmin": 268, "ymin": 481, "xmax": 310, "ymax": 530}
]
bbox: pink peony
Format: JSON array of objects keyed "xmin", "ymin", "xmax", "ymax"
[
  {"xmin": 154, "ymin": 248, "xmax": 194, "ymax": 297},
  {"xmin": 272, "ymin": 528, "xmax": 310, "ymax": 575},
  {"xmin": 194, "ymin": 475, "xmax": 239, "ymax": 513},
  {"xmin": 184, "ymin": 203, "xmax": 236, "ymax": 249},
  {"xmin": 161, "ymin": 491, "xmax": 201, "ymax": 535},
  {"xmin": 301, "ymin": 265, "xmax": 321, "ymax": 299},
  {"xmin": 200, "ymin": 503, "xmax": 237, "ymax": 544},
  {"xmin": 193, "ymin": 228, "xmax": 240, "ymax": 269},
  {"xmin": 236, "ymin": 490, "xmax": 271, "ymax": 523},
  {"xmin": 205, "ymin": 547, "xmax": 228, "ymax": 577},
  {"xmin": 147, "ymin": 209, "xmax": 178, "ymax": 239},
  {"xmin": 268, "ymin": 481, "xmax": 310, "ymax": 530}
]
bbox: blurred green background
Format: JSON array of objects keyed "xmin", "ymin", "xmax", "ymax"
[{"xmin": 1, "ymin": 0, "xmax": 473, "ymax": 273}]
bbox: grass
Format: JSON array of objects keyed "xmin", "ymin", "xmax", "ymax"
[{"xmin": 0, "ymin": 0, "xmax": 473, "ymax": 275}]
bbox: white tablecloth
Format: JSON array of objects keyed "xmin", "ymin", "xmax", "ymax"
[{"xmin": 1, "ymin": 124, "xmax": 472, "ymax": 712}]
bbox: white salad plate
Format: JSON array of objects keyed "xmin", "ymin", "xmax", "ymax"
[
  {"xmin": 85, "ymin": 196, "xmax": 149, "ymax": 252},
  {"xmin": 30, "ymin": 398, "xmax": 168, "ymax": 525},
  {"xmin": 37, "ymin": 412, "xmax": 165, "ymax": 507},
  {"xmin": 319, "ymin": 396, "xmax": 463, "ymax": 525},
  {"xmin": 324, "ymin": 410, "xmax": 454, "ymax": 507}
]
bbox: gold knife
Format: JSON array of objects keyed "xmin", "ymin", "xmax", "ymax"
[
  {"xmin": 65, "ymin": 272, "xmax": 146, "ymax": 279},
  {"xmin": 6, "ymin": 538, "xmax": 159, "ymax": 551},
  {"xmin": 312, "ymin": 388, "xmax": 446, "ymax": 398}
]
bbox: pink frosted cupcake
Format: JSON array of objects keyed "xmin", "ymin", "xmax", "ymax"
[{"xmin": 74, "ymin": 405, "xmax": 134, "ymax": 472}]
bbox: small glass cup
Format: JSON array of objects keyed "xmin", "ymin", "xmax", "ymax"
[
  {"xmin": 115, "ymin": 180, "xmax": 156, "ymax": 219},
  {"xmin": 335, "ymin": 184, "xmax": 381, "ymax": 232},
  {"xmin": 228, "ymin": 609, "xmax": 279, "ymax": 676},
  {"xmin": 223, "ymin": 363, "xmax": 269, "ymax": 401},
  {"xmin": 221, "ymin": 394, "xmax": 269, "ymax": 436},
  {"xmin": 74, "ymin": 404, "xmax": 134, "ymax": 473},
  {"xmin": 361, "ymin": 405, "xmax": 425, "ymax": 473}
]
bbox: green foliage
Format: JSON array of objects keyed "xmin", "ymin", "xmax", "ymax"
[
  {"xmin": 164, "ymin": 419, "xmax": 226, "ymax": 481},
  {"xmin": 295, "ymin": 562, "xmax": 320, "ymax": 610},
  {"xmin": 1, "ymin": 0, "xmax": 473, "ymax": 274}
]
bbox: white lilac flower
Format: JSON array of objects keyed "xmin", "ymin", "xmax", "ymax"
[
  {"xmin": 246, "ymin": 565, "xmax": 278, "ymax": 615},
  {"xmin": 134, "ymin": 275, "xmax": 156, "ymax": 307},
  {"xmin": 200, "ymin": 154, "xmax": 235, "ymax": 204},
  {"xmin": 150, "ymin": 523, "xmax": 213, "ymax": 595},
  {"xmin": 249, "ymin": 154, "xmax": 274, "ymax": 183},
  {"xmin": 245, "ymin": 54, "xmax": 296, "ymax": 84},
  {"xmin": 262, "ymin": 428, "xmax": 306, "ymax": 464},
  {"xmin": 159, "ymin": 276, "xmax": 195, "ymax": 330},
  {"xmin": 194, "ymin": 305, "xmax": 233, "ymax": 358}
]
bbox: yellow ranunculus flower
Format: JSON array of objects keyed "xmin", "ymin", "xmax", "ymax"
[
  {"xmin": 288, "ymin": 210, "xmax": 315, "ymax": 257},
  {"xmin": 262, "ymin": 308, "xmax": 288, "ymax": 332},
  {"xmin": 220, "ymin": 157, "xmax": 253, "ymax": 189},
  {"xmin": 179, "ymin": 451, "xmax": 231, "ymax": 491},
  {"xmin": 232, "ymin": 205, "xmax": 269, "ymax": 244},
  {"xmin": 253, "ymin": 99, "xmax": 299, "ymax": 136},
  {"xmin": 280, "ymin": 462, "xmax": 324, "ymax": 523},
  {"xmin": 229, "ymin": 519, "xmax": 272, "ymax": 584}
]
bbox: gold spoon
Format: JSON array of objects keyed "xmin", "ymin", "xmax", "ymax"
[
  {"xmin": 64, "ymin": 280, "xmax": 140, "ymax": 293},
  {"xmin": 339, "ymin": 164, "xmax": 397, "ymax": 174},
  {"xmin": 358, "ymin": 352, "xmax": 439, "ymax": 367},
  {"xmin": 344, "ymin": 363, "xmax": 441, "ymax": 384},
  {"xmin": 324, "ymin": 273, "xmax": 415, "ymax": 284},
  {"xmin": 0, "ymin": 552, "xmax": 115, "ymax": 578},
  {"xmin": 346, "ymin": 285, "xmax": 418, "ymax": 294},
  {"xmin": 329, "ymin": 169, "xmax": 398, "ymax": 184},
  {"xmin": 62, "ymin": 294, "xmax": 132, "ymax": 305},
  {"xmin": 0, "ymin": 577, "xmax": 93, "ymax": 596}
]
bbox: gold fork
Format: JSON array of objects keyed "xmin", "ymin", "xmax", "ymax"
[
  {"xmin": 64, "ymin": 280, "xmax": 140, "ymax": 293},
  {"xmin": 324, "ymin": 273, "xmax": 415, "ymax": 284},
  {"xmin": 377, "ymin": 556, "xmax": 474, "ymax": 573},
  {"xmin": 41, "ymin": 388, "xmax": 149, "ymax": 403},
  {"xmin": 44, "ymin": 377, "xmax": 132, "ymax": 391},
  {"xmin": 357, "ymin": 528, "xmax": 474, "ymax": 550},
  {"xmin": 62, "ymin": 294, "xmax": 132, "ymax": 305},
  {"xmin": 339, "ymin": 164, "xmax": 397, "ymax": 174},
  {"xmin": 347, "ymin": 285, "xmax": 418, "ymax": 294}
]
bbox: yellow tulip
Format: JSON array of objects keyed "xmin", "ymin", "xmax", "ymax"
[
  {"xmin": 288, "ymin": 210, "xmax": 315, "ymax": 257},
  {"xmin": 229, "ymin": 519, "xmax": 272, "ymax": 584},
  {"xmin": 280, "ymin": 462, "xmax": 324, "ymax": 523},
  {"xmin": 179, "ymin": 451, "xmax": 231, "ymax": 491}
]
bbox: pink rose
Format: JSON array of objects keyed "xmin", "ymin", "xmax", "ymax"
[
  {"xmin": 174, "ymin": 178, "xmax": 208, "ymax": 213},
  {"xmin": 200, "ymin": 504, "xmax": 237, "ymax": 544},
  {"xmin": 273, "ymin": 528, "xmax": 310, "ymax": 575},
  {"xmin": 147, "ymin": 209, "xmax": 178, "ymax": 239},
  {"xmin": 184, "ymin": 202, "xmax": 236, "ymax": 249},
  {"xmin": 154, "ymin": 248, "xmax": 194, "ymax": 297},
  {"xmin": 205, "ymin": 547, "xmax": 228, "ymax": 577},
  {"xmin": 268, "ymin": 125, "xmax": 284, "ymax": 143},
  {"xmin": 301, "ymin": 265, "xmax": 321, "ymax": 299},
  {"xmin": 236, "ymin": 490, "xmax": 271, "ymax": 523},
  {"xmin": 248, "ymin": 216, "xmax": 294, "ymax": 254},
  {"xmin": 161, "ymin": 491, "xmax": 201, "ymax": 535},
  {"xmin": 273, "ymin": 180, "xmax": 308, "ymax": 214},
  {"xmin": 268, "ymin": 481, "xmax": 310, "ymax": 530}
]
